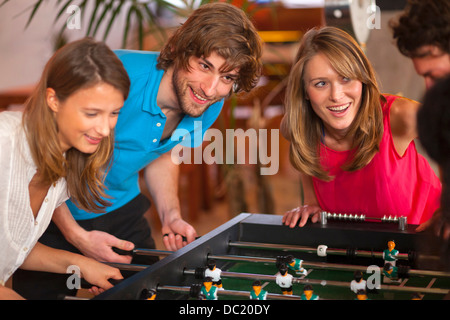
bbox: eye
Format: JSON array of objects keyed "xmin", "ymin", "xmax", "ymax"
[
  {"xmin": 199, "ymin": 62, "xmax": 210, "ymax": 70},
  {"xmin": 314, "ymin": 81, "xmax": 326, "ymax": 88},
  {"xmin": 222, "ymin": 75, "xmax": 236, "ymax": 84}
]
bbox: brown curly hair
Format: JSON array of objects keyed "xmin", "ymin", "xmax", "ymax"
[
  {"xmin": 157, "ymin": 2, "xmax": 262, "ymax": 94},
  {"xmin": 390, "ymin": 0, "xmax": 450, "ymax": 57}
]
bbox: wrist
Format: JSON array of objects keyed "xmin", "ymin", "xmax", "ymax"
[
  {"xmin": 160, "ymin": 207, "xmax": 182, "ymax": 227},
  {"xmin": 64, "ymin": 225, "xmax": 90, "ymax": 248}
]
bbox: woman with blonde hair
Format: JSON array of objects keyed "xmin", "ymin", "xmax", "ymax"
[
  {"xmin": 0, "ymin": 37, "xmax": 129, "ymax": 299},
  {"xmin": 281, "ymin": 26, "xmax": 441, "ymax": 228}
]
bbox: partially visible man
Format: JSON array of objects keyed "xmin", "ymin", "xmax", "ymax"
[
  {"xmin": 391, "ymin": 0, "xmax": 450, "ymax": 266},
  {"xmin": 390, "ymin": 0, "xmax": 450, "ymax": 89}
]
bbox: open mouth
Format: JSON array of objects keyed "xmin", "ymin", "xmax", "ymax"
[
  {"xmin": 327, "ymin": 102, "xmax": 350, "ymax": 113},
  {"xmin": 190, "ymin": 87, "xmax": 208, "ymax": 104}
]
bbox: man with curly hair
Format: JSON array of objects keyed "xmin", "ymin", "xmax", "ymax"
[{"xmin": 390, "ymin": 0, "xmax": 450, "ymax": 89}]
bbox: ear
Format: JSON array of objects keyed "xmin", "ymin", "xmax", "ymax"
[{"xmin": 46, "ymin": 88, "xmax": 59, "ymax": 113}]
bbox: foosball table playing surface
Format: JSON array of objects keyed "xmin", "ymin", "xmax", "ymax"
[{"xmin": 94, "ymin": 213, "xmax": 450, "ymax": 301}]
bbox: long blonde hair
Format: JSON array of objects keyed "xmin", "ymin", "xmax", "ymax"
[
  {"xmin": 23, "ymin": 38, "xmax": 130, "ymax": 212},
  {"xmin": 284, "ymin": 27, "xmax": 384, "ymax": 181}
]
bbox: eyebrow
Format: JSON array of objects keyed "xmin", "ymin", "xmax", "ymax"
[
  {"xmin": 82, "ymin": 105, "xmax": 123, "ymax": 112},
  {"xmin": 201, "ymin": 57, "xmax": 215, "ymax": 69},
  {"xmin": 308, "ymin": 77, "xmax": 328, "ymax": 83}
]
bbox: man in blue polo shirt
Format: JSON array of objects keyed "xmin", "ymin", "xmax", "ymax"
[{"xmin": 13, "ymin": 2, "xmax": 263, "ymax": 299}]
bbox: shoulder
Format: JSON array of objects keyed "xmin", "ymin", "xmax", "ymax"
[
  {"xmin": 114, "ymin": 50, "xmax": 160, "ymax": 77},
  {"xmin": 389, "ymin": 95, "xmax": 420, "ymax": 118},
  {"xmin": 386, "ymin": 95, "xmax": 419, "ymax": 156},
  {"xmin": 388, "ymin": 95, "xmax": 419, "ymax": 138},
  {"xmin": 0, "ymin": 111, "xmax": 23, "ymax": 131},
  {"xmin": 0, "ymin": 111, "xmax": 22, "ymax": 138}
]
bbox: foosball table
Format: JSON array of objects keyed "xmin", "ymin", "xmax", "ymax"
[{"xmin": 94, "ymin": 213, "xmax": 450, "ymax": 300}]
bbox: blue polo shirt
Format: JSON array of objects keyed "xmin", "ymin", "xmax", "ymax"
[{"xmin": 67, "ymin": 50, "xmax": 223, "ymax": 220}]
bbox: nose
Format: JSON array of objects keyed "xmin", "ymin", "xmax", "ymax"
[
  {"xmin": 329, "ymin": 83, "xmax": 344, "ymax": 102},
  {"xmin": 95, "ymin": 115, "xmax": 112, "ymax": 138},
  {"xmin": 200, "ymin": 75, "xmax": 220, "ymax": 98}
]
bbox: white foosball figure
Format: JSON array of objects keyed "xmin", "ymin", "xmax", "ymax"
[
  {"xmin": 275, "ymin": 264, "xmax": 293, "ymax": 295},
  {"xmin": 205, "ymin": 259, "xmax": 223, "ymax": 289}
]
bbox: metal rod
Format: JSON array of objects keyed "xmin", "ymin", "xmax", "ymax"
[
  {"xmin": 183, "ymin": 269, "xmax": 449, "ymax": 295},
  {"xmin": 157, "ymin": 285, "xmax": 304, "ymax": 300},
  {"xmin": 133, "ymin": 248, "xmax": 173, "ymax": 257},
  {"xmin": 228, "ymin": 241, "xmax": 408, "ymax": 260},
  {"xmin": 125, "ymin": 247, "xmax": 447, "ymax": 277},
  {"xmin": 103, "ymin": 262, "xmax": 148, "ymax": 272},
  {"xmin": 208, "ymin": 254, "xmax": 450, "ymax": 278}
]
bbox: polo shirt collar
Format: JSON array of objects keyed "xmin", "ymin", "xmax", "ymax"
[{"xmin": 142, "ymin": 68, "xmax": 164, "ymax": 116}]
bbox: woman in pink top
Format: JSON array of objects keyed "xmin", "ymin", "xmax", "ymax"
[{"xmin": 281, "ymin": 27, "xmax": 441, "ymax": 228}]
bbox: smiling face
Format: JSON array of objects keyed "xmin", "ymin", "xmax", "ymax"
[
  {"xmin": 412, "ymin": 45, "xmax": 450, "ymax": 89},
  {"xmin": 304, "ymin": 53, "xmax": 363, "ymax": 141},
  {"xmin": 171, "ymin": 52, "xmax": 239, "ymax": 117},
  {"xmin": 47, "ymin": 82, "xmax": 124, "ymax": 154}
]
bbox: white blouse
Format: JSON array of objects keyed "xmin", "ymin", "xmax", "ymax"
[{"xmin": 0, "ymin": 111, "xmax": 69, "ymax": 285}]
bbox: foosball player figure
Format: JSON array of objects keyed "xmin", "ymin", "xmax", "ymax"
[
  {"xmin": 301, "ymin": 285, "xmax": 319, "ymax": 300},
  {"xmin": 383, "ymin": 262, "xmax": 410, "ymax": 284},
  {"xmin": 350, "ymin": 270, "xmax": 367, "ymax": 293},
  {"xmin": 355, "ymin": 289, "xmax": 369, "ymax": 300},
  {"xmin": 250, "ymin": 280, "xmax": 268, "ymax": 300},
  {"xmin": 383, "ymin": 263, "xmax": 400, "ymax": 283},
  {"xmin": 205, "ymin": 259, "xmax": 223, "ymax": 289},
  {"xmin": 411, "ymin": 293, "xmax": 422, "ymax": 300},
  {"xmin": 145, "ymin": 289, "xmax": 156, "ymax": 300},
  {"xmin": 275, "ymin": 264, "xmax": 293, "ymax": 295},
  {"xmin": 383, "ymin": 240, "xmax": 399, "ymax": 266},
  {"xmin": 140, "ymin": 288, "xmax": 157, "ymax": 300},
  {"xmin": 201, "ymin": 277, "xmax": 218, "ymax": 300},
  {"xmin": 286, "ymin": 255, "xmax": 308, "ymax": 276}
]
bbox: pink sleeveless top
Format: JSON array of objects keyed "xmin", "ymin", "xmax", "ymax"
[{"xmin": 312, "ymin": 95, "xmax": 442, "ymax": 225}]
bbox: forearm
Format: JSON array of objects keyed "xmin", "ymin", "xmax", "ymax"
[
  {"xmin": 300, "ymin": 172, "xmax": 319, "ymax": 206},
  {"xmin": 52, "ymin": 203, "xmax": 87, "ymax": 247},
  {"xmin": 20, "ymin": 242, "xmax": 88, "ymax": 275},
  {"xmin": 144, "ymin": 152, "xmax": 198, "ymax": 249},
  {"xmin": 21, "ymin": 242, "xmax": 123, "ymax": 290},
  {"xmin": 52, "ymin": 199, "xmax": 135, "ymax": 263},
  {"xmin": 144, "ymin": 152, "xmax": 181, "ymax": 225},
  {"xmin": 0, "ymin": 285, "xmax": 24, "ymax": 300}
]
